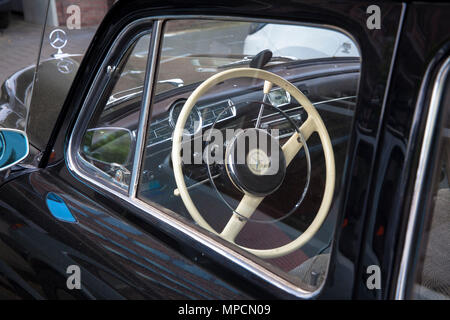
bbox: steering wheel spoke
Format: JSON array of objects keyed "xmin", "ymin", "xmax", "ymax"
[
  {"xmin": 220, "ymin": 194, "xmax": 264, "ymax": 242},
  {"xmin": 282, "ymin": 117, "xmax": 316, "ymax": 166}
]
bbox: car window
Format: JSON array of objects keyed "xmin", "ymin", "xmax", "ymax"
[
  {"xmin": 412, "ymin": 77, "xmax": 449, "ymax": 300},
  {"xmin": 77, "ymin": 33, "xmax": 150, "ymax": 191},
  {"xmin": 154, "ymin": 21, "xmax": 359, "ymax": 96},
  {"xmin": 135, "ymin": 19, "xmax": 361, "ymax": 292}
]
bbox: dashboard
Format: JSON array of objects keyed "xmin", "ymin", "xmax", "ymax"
[
  {"xmin": 147, "ymin": 99, "xmax": 236, "ymax": 147},
  {"xmin": 145, "ymin": 85, "xmax": 301, "ymax": 152}
]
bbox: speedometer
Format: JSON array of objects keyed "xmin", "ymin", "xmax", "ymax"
[{"xmin": 169, "ymin": 100, "xmax": 202, "ymax": 136}]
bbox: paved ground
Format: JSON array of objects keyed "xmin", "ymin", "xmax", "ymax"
[{"xmin": 0, "ymin": 14, "xmax": 96, "ymax": 85}]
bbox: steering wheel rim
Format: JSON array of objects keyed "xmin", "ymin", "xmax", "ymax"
[{"xmin": 172, "ymin": 67, "xmax": 336, "ymax": 259}]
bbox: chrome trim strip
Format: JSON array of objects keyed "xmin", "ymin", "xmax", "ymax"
[
  {"xmin": 395, "ymin": 56, "xmax": 450, "ymax": 299},
  {"xmin": 376, "ymin": 4, "xmax": 405, "ymax": 144},
  {"xmin": 131, "ymin": 197, "xmax": 314, "ymax": 297},
  {"xmin": 66, "ymin": 15, "xmax": 364, "ymax": 299},
  {"xmin": 129, "ymin": 21, "xmax": 163, "ymax": 198},
  {"xmin": 262, "ymin": 114, "xmax": 301, "ymax": 126},
  {"xmin": 107, "ymin": 85, "xmax": 144, "ymax": 107},
  {"xmin": 68, "ymin": 18, "xmax": 154, "ymax": 196},
  {"xmin": 77, "ymin": 153, "xmax": 130, "ymax": 190},
  {"xmin": 255, "ymin": 95, "xmax": 356, "ymax": 122},
  {"xmin": 315, "ymin": 102, "xmax": 355, "ymax": 117}
]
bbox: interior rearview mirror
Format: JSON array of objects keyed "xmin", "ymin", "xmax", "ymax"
[
  {"xmin": 0, "ymin": 129, "xmax": 29, "ymax": 172},
  {"xmin": 81, "ymin": 127, "xmax": 133, "ymax": 166}
]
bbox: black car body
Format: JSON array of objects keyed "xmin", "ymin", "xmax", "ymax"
[
  {"xmin": 0, "ymin": 0, "xmax": 448, "ymax": 300},
  {"xmin": 0, "ymin": 0, "xmax": 11, "ymax": 29}
]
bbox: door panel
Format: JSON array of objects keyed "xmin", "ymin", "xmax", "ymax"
[
  {"xmin": 0, "ymin": 168, "xmax": 248, "ymax": 299},
  {"xmin": 356, "ymin": 3, "xmax": 450, "ymax": 299}
]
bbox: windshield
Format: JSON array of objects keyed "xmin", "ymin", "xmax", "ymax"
[
  {"xmin": 24, "ymin": 2, "xmax": 115, "ymax": 152},
  {"xmin": 155, "ymin": 20, "xmax": 360, "ymax": 95}
]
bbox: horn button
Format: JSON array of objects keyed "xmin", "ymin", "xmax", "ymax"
[{"xmin": 225, "ymin": 128, "xmax": 286, "ymax": 197}]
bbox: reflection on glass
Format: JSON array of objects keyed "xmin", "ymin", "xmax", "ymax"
[
  {"xmin": 137, "ymin": 19, "xmax": 361, "ymax": 292},
  {"xmin": 78, "ymin": 33, "xmax": 149, "ymax": 191},
  {"xmin": 81, "ymin": 128, "xmax": 132, "ymax": 166}
]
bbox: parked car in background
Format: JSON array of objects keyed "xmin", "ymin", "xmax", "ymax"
[
  {"xmin": 244, "ymin": 23, "xmax": 360, "ymax": 59},
  {"xmin": 0, "ymin": 0, "xmax": 448, "ymax": 300}
]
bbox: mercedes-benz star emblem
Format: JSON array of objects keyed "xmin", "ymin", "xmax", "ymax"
[
  {"xmin": 57, "ymin": 59, "xmax": 75, "ymax": 74},
  {"xmin": 49, "ymin": 29, "xmax": 68, "ymax": 54},
  {"xmin": 247, "ymin": 149, "xmax": 271, "ymax": 176}
]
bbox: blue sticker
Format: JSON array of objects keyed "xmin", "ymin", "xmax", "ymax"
[{"xmin": 46, "ymin": 193, "xmax": 77, "ymax": 223}]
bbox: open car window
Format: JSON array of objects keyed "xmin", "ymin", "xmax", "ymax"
[{"xmin": 132, "ymin": 19, "xmax": 361, "ymax": 293}]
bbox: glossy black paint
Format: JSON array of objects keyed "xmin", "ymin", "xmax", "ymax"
[
  {"xmin": 46, "ymin": 0, "xmax": 402, "ymax": 299},
  {"xmin": 0, "ymin": 0, "xmax": 447, "ymax": 299},
  {"xmin": 0, "ymin": 168, "xmax": 249, "ymax": 299},
  {"xmin": 356, "ymin": 3, "xmax": 450, "ymax": 299}
]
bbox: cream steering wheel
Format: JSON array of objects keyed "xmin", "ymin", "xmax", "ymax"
[{"xmin": 172, "ymin": 68, "xmax": 335, "ymax": 259}]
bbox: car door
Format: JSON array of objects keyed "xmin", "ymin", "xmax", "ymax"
[
  {"xmin": 0, "ymin": 0, "xmax": 404, "ymax": 299},
  {"xmin": 382, "ymin": 3, "xmax": 450, "ymax": 300},
  {"xmin": 402, "ymin": 56, "xmax": 450, "ymax": 300}
]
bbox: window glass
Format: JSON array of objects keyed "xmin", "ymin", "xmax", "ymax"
[
  {"xmin": 78, "ymin": 33, "xmax": 150, "ymax": 190},
  {"xmin": 413, "ymin": 79, "xmax": 449, "ymax": 300},
  {"xmin": 137, "ymin": 19, "xmax": 361, "ymax": 291},
  {"xmin": 24, "ymin": 2, "xmax": 115, "ymax": 153},
  {"xmin": 155, "ymin": 21, "xmax": 359, "ymax": 96}
]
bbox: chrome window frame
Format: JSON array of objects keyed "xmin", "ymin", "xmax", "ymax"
[
  {"xmin": 395, "ymin": 56, "xmax": 450, "ymax": 299},
  {"xmin": 69, "ymin": 21, "xmax": 154, "ymax": 195},
  {"xmin": 67, "ymin": 15, "xmax": 363, "ymax": 299}
]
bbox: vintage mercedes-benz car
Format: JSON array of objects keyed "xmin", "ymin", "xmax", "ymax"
[{"xmin": 0, "ymin": 0, "xmax": 448, "ymax": 300}]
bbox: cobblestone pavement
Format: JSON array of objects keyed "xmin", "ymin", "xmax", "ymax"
[{"xmin": 0, "ymin": 14, "xmax": 96, "ymax": 84}]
